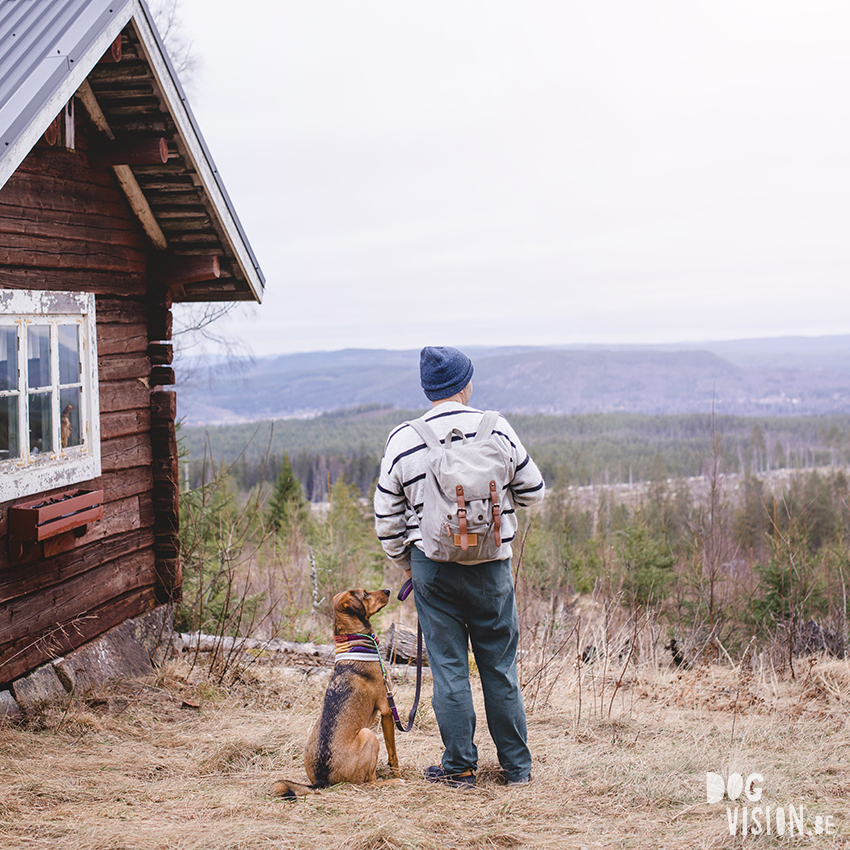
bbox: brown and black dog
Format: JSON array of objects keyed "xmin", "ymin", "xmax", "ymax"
[{"xmin": 271, "ymin": 588, "xmax": 400, "ymax": 797}]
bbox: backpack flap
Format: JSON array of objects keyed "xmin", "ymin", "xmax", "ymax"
[{"xmin": 407, "ymin": 412, "xmax": 514, "ymax": 562}]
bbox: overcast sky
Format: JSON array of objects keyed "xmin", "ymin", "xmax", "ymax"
[{"xmin": 173, "ymin": 0, "xmax": 850, "ymax": 357}]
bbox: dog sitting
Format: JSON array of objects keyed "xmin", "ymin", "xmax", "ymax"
[{"xmin": 272, "ymin": 588, "xmax": 400, "ymax": 797}]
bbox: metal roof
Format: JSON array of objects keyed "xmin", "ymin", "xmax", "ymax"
[{"xmin": 0, "ymin": 0, "xmax": 265, "ymax": 302}]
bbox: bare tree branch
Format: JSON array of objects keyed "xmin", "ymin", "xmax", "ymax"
[{"xmin": 149, "ymin": 0, "xmax": 201, "ymax": 90}]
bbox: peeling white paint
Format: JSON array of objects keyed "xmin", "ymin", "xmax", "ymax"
[{"xmin": 0, "ymin": 289, "xmax": 92, "ymax": 315}]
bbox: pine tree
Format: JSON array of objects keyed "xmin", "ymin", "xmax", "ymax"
[{"xmin": 267, "ymin": 454, "xmax": 308, "ymax": 533}]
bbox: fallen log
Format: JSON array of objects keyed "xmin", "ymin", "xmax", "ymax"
[
  {"xmin": 383, "ymin": 622, "xmax": 429, "ymax": 666},
  {"xmin": 181, "ymin": 633, "xmax": 333, "ymax": 663},
  {"xmin": 181, "ymin": 627, "xmax": 430, "ymax": 671}
]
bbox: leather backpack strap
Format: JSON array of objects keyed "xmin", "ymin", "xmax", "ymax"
[
  {"xmin": 455, "ymin": 484, "xmax": 468, "ymax": 550},
  {"xmin": 490, "ymin": 479, "xmax": 502, "ymax": 546}
]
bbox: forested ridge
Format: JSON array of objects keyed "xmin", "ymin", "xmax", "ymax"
[
  {"xmin": 181, "ymin": 407, "xmax": 850, "ymax": 501},
  {"xmin": 175, "ymin": 338, "xmax": 850, "ymax": 425}
]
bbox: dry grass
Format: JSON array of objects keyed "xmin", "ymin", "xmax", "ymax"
[{"xmin": 1, "ymin": 646, "xmax": 849, "ymax": 849}]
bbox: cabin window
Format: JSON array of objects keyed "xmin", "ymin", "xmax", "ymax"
[{"xmin": 0, "ymin": 290, "xmax": 100, "ymax": 502}]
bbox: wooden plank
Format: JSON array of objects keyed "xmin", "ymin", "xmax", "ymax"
[
  {"xmin": 151, "ymin": 456, "xmax": 178, "ymax": 482},
  {"xmin": 0, "ymin": 236, "xmax": 146, "ymax": 274},
  {"xmin": 88, "ymin": 61, "xmax": 151, "ymax": 84},
  {"xmin": 101, "ymin": 433, "xmax": 152, "ymax": 472},
  {"xmin": 153, "ymin": 534, "xmax": 178, "ymax": 558},
  {"xmin": 93, "ymin": 467, "xmax": 154, "ymax": 503},
  {"xmin": 96, "ymin": 297, "xmax": 148, "ymax": 324},
  {"xmin": 134, "ymin": 178, "xmax": 197, "ymax": 192},
  {"xmin": 96, "ymin": 95, "xmax": 161, "ymax": 111},
  {"xmin": 139, "ymin": 492, "xmax": 156, "ymax": 528},
  {"xmin": 150, "ymin": 365, "xmax": 175, "ymax": 386},
  {"xmin": 98, "ymin": 352, "xmax": 151, "ymax": 382},
  {"xmin": 0, "ymin": 199, "xmax": 140, "ymax": 232},
  {"xmin": 0, "ymin": 547, "xmax": 156, "ymax": 648},
  {"xmin": 0, "ymin": 214, "xmax": 145, "ymax": 250},
  {"xmin": 96, "ymin": 322, "xmax": 148, "ymax": 355},
  {"xmin": 150, "ymin": 390, "xmax": 177, "ymax": 420},
  {"xmin": 114, "ymin": 164, "xmax": 187, "ymax": 178},
  {"xmin": 98, "ymin": 378, "xmax": 151, "ymax": 413},
  {"xmin": 0, "ymin": 267, "xmax": 145, "ymax": 297},
  {"xmin": 12, "ymin": 147, "xmax": 120, "ymax": 189},
  {"xmin": 0, "ymin": 524, "xmax": 154, "ymax": 600},
  {"xmin": 178, "ymin": 288, "xmax": 252, "ymax": 304},
  {"xmin": 149, "ymin": 385, "xmax": 181, "ymax": 601},
  {"xmin": 88, "ymin": 493, "xmax": 152, "ymax": 544},
  {"xmin": 100, "ymin": 408, "xmax": 150, "ymax": 441},
  {"xmin": 0, "ymin": 583, "xmax": 158, "ymax": 686},
  {"xmin": 0, "ymin": 173, "xmax": 139, "ymax": 217},
  {"xmin": 155, "ymin": 558, "xmax": 181, "ymax": 604},
  {"xmin": 147, "ymin": 343, "xmax": 173, "ymax": 365},
  {"xmin": 112, "ymin": 166, "xmax": 169, "ymax": 250},
  {"xmin": 104, "ymin": 119, "xmax": 171, "ymax": 135}
]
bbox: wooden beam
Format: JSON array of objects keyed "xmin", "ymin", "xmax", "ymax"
[
  {"xmin": 159, "ymin": 255, "xmax": 220, "ymax": 289},
  {"xmin": 43, "ymin": 116, "xmax": 60, "ymax": 146},
  {"xmin": 147, "ymin": 342, "xmax": 173, "ymax": 365},
  {"xmin": 149, "ymin": 390, "xmax": 181, "ymax": 603},
  {"xmin": 91, "ymin": 137, "xmax": 168, "ymax": 167},
  {"xmin": 75, "ymin": 81, "xmax": 167, "ymax": 250},
  {"xmin": 101, "ymin": 34, "xmax": 124, "ymax": 63},
  {"xmin": 150, "ymin": 365, "xmax": 175, "ymax": 386}
]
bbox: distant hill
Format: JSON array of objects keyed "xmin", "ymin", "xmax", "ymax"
[{"xmin": 175, "ymin": 337, "xmax": 850, "ymax": 425}]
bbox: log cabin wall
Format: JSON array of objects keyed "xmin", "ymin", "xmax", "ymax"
[{"xmin": 0, "ymin": 102, "xmax": 179, "ymax": 687}]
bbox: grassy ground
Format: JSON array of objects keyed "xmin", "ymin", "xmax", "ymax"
[{"xmin": 1, "ymin": 646, "xmax": 848, "ymax": 849}]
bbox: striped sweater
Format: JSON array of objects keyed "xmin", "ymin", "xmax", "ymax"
[{"xmin": 374, "ymin": 402, "xmax": 545, "ymax": 569}]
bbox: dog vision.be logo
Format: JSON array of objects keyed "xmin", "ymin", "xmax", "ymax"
[{"xmin": 706, "ymin": 772, "xmax": 838, "ymax": 838}]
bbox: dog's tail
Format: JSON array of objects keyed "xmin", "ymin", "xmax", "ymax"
[{"xmin": 270, "ymin": 777, "xmax": 326, "ymax": 799}]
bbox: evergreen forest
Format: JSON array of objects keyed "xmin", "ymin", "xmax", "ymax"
[{"xmin": 176, "ymin": 408, "xmax": 850, "ymax": 669}]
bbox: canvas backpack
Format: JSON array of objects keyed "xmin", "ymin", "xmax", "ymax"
[{"xmin": 407, "ymin": 410, "xmax": 516, "ymax": 563}]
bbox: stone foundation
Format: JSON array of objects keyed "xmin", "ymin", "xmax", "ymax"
[{"xmin": 1, "ymin": 604, "xmax": 182, "ymax": 719}]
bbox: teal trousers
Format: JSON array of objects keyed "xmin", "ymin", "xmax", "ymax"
[{"xmin": 410, "ymin": 547, "xmax": 531, "ymax": 782}]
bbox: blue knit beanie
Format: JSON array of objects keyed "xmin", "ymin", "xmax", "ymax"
[{"xmin": 420, "ymin": 346, "xmax": 474, "ymax": 401}]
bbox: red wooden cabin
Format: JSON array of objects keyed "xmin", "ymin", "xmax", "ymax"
[{"xmin": 0, "ymin": 0, "xmax": 265, "ymax": 693}]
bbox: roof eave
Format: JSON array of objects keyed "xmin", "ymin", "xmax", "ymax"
[{"xmin": 129, "ymin": 3, "xmax": 265, "ymax": 304}]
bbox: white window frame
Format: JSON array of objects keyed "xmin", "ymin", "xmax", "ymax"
[{"xmin": 0, "ymin": 289, "xmax": 101, "ymax": 502}]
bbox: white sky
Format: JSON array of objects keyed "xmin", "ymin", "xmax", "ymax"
[{"xmin": 174, "ymin": 0, "xmax": 850, "ymax": 357}]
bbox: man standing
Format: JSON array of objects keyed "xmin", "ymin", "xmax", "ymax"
[{"xmin": 374, "ymin": 346, "xmax": 545, "ymax": 787}]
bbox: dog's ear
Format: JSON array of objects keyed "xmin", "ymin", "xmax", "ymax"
[
  {"xmin": 334, "ymin": 590, "xmax": 367, "ymax": 619},
  {"xmin": 342, "ymin": 591, "xmax": 368, "ymax": 619}
]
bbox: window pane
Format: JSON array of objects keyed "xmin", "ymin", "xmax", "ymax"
[
  {"xmin": 59, "ymin": 386, "xmax": 82, "ymax": 448},
  {"xmin": 0, "ymin": 326, "xmax": 17, "ymax": 392},
  {"xmin": 27, "ymin": 325, "xmax": 51, "ymax": 389},
  {"xmin": 0, "ymin": 396, "xmax": 19, "ymax": 460},
  {"xmin": 58, "ymin": 324, "xmax": 81, "ymax": 385},
  {"xmin": 29, "ymin": 391, "xmax": 53, "ymax": 454}
]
